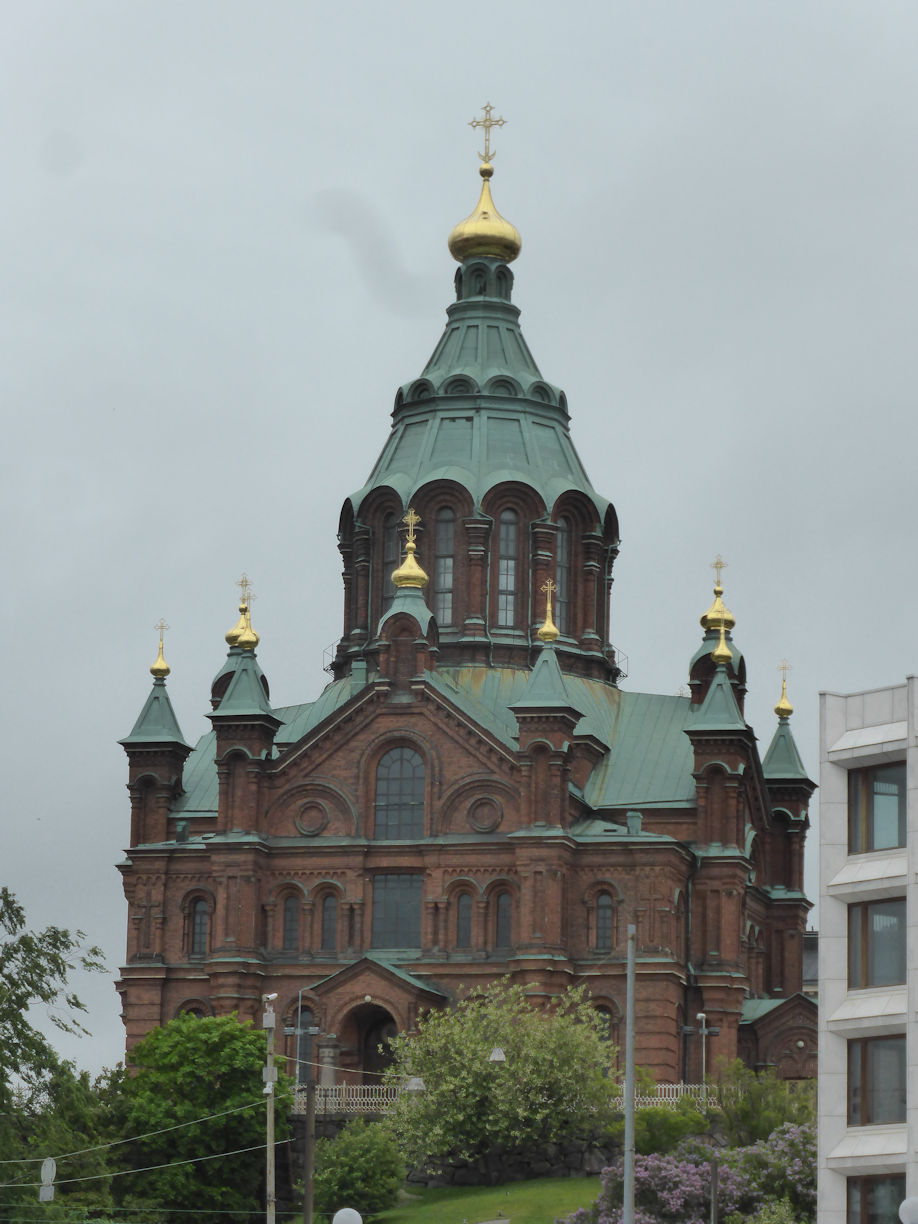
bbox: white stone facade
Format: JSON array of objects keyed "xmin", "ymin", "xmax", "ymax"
[{"xmin": 818, "ymin": 680, "xmax": 918, "ymax": 1224}]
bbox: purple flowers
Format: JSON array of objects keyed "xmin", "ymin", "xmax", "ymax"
[{"xmin": 557, "ymin": 1122, "xmax": 815, "ymax": 1224}]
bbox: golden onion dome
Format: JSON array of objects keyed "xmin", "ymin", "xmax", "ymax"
[
  {"xmin": 392, "ymin": 539, "xmax": 429, "ymax": 589},
  {"xmin": 448, "ymin": 162, "xmax": 521, "ymax": 264},
  {"xmin": 150, "ymin": 639, "xmax": 170, "ymax": 679},
  {"xmin": 537, "ymin": 578, "xmax": 560, "ymax": 642},
  {"xmin": 225, "ymin": 602, "xmax": 247, "ymax": 647},
  {"xmin": 775, "ymin": 675, "xmax": 794, "ymax": 719},
  {"xmin": 711, "ymin": 620, "xmax": 732, "ymax": 667},
  {"xmin": 237, "ymin": 604, "xmax": 259, "ymax": 651},
  {"xmin": 700, "ymin": 582, "xmax": 736, "ymax": 633}
]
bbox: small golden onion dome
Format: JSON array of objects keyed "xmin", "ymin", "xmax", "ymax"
[
  {"xmin": 150, "ymin": 639, "xmax": 170, "ymax": 679},
  {"xmin": 537, "ymin": 613, "xmax": 560, "ymax": 643},
  {"xmin": 775, "ymin": 676, "xmax": 794, "ymax": 719},
  {"xmin": 392, "ymin": 539, "xmax": 429, "ymax": 589},
  {"xmin": 237, "ymin": 604, "xmax": 259, "ymax": 651},
  {"xmin": 448, "ymin": 162, "xmax": 521, "ymax": 264},
  {"xmin": 700, "ymin": 583, "xmax": 736, "ymax": 633},
  {"xmin": 712, "ymin": 620, "xmax": 732, "ymax": 667},
  {"xmin": 226, "ymin": 602, "xmax": 247, "ymax": 647}
]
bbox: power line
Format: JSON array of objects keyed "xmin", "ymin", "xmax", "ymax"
[
  {"xmin": 0, "ymin": 1099, "xmax": 266, "ymax": 1166},
  {"xmin": 9, "ymin": 1141, "xmax": 269, "ymax": 1189}
]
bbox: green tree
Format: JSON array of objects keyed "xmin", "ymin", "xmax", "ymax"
[
  {"xmin": 313, "ymin": 1118, "xmax": 405, "ymax": 1217},
  {"xmin": 383, "ymin": 979, "xmax": 615, "ymax": 1169},
  {"xmin": 0, "ymin": 887, "xmax": 104, "ymax": 1106},
  {"xmin": 116, "ymin": 1012, "xmax": 292, "ymax": 1224},
  {"xmin": 711, "ymin": 1059, "xmax": 815, "ymax": 1146}
]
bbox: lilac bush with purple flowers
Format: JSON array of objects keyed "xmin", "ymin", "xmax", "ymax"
[{"xmin": 557, "ymin": 1121, "xmax": 815, "ymax": 1224}]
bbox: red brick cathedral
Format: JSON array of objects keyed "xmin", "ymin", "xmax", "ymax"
[{"xmin": 118, "ymin": 137, "xmax": 816, "ymax": 1083}]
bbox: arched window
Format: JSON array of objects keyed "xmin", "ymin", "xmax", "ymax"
[
  {"xmin": 496, "ymin": 509, "xmax": 519, "ymax": 627},
  {"xmin": 596, "ymin": 891, "xmax": 613, "ymax": 951},
  {"xmin": 321, "ymin": 894, "xmax": 338, "ymax": 953},
  {"xmin": 456, "ymin": 894, "xmax": 472, "ymax": 948},
  {"xmin": 556, "ymin": 515, "xmax": 572, "ymax": 634},
  {"xmin": 375, "ymin": 747, "xmax": 425, "ymax": 839},
  {"xmin": 434, "ymin": 507, "xmax": 455, "ymax": 625},
  {"xmin": 381, "ymin": 512, "xmax": 399, "ymax": 614},
  {"xmin": 282, "ymin": 896, "xmax": 299, "ymax": 952},
  {"xmin": 191, "ymin": 900, "xmax": 209, "ymax": 957},
  {"xmin": 495, "ymin": 891, "xmax": 512, "ymax": 949}
]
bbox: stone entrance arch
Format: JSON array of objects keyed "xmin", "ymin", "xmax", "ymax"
[{"xmin": 339, "ymin": 1002, "xmax": 398, "ymax": 1083}]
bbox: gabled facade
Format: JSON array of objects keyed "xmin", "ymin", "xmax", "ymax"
[{"xmin": 117, "ymin": 148, "xmax": 815, "ymax": 1083}]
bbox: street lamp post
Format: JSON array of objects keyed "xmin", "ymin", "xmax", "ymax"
[{"xmin": 263, "ymin": 994, "xmax": 279, "ymax": 1224}]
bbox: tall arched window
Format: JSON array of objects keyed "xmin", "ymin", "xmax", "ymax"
[
  {"xmin": 381, "ymin": 512, "xmax": 399, "ymax": 614},
  {"xmin": 596, "ymin": 891, "xmax": 613, "ymax": 951},
  {"xmin": 282, "ymin": 896, "xmax": 299, "ymax": 952},
  {"xmin": 321, "ymin": 894, "xmax": 338, "ymax": 953},
  {"xmin": 495, "ymin": 891, "xmax": 512, "ymax": 949},
  {"xmin": 191, "ymin": 900, "xmax": 209, "ymax": 956},
  {"xmin": 496, "ymin": 509, "xmax": 519, "ymax": 627},
  {"xmin": 434, "ymin": 507, "xmax": 455, "ymax": 625},
  {"xmin": 456, "ymin": 894, "xmax": 472, "ymax": 948},
  {"xmin": 556, "ymin": 515, "xmax": 572, "ymax": 634},
  {"xmin": 375, "ymin": 747, "xmax": 425, "ymax": 839}
]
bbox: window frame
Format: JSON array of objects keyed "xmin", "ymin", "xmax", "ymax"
[
  {"xmin": 374, "ymin": 746, "xmax": 426, "ymax": 840},
  {"xmin": 848, "ymin": 762, "xmax": 907, "ymax": 854},
  {"xmin": 596, "ymin": 891, "xmax": 614, "ymax": 951},
  {"xmin": 434, "ymin": 506, "xmax": 456, "ymax": 626},
  {"xmin": 847, "ymin": 1174, "xmax": 906, "ymax": 1224},
  {"xmin": 371, "ymin": 873, "xmax": 423, "ymax": 949},
  {"xmin": 455, "ymin": 893, "xmax": 473, "ymax": 949},
  {"xmin": 281, "ymin": 895, "xmax": 300, "ymax": 953},
  {"xmin": 848, "ymin": 898, "xmax": 906, "ymax": 989},
  {"xmin": 847, "ymin": 1035, "xmax": 906, "ymax": 1125},
  {"xmin": 380, "ymin": 511, "xmax": 400, "ymax": 615},
  {"xmin": 556, "ymin": 514, "xmax": 572, "ymax": 635},
  {"xmin": 494, "ymin": 890, "xmax": 512, "ymax": 950},
  {"xmin": 320, "ymin": 893, "xmax": 338, "ymax": 954},
  {"xmin": 496, "ymin": 508, "xmax": 519, "ymax": 628},
  {"xmin": 190, "ymin": 899, "xmax": 209, "ymax": 957}
]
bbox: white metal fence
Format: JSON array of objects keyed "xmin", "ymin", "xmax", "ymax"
[{"xmin": 292, "ymin": 1081, "xmax": 708, "ymax": 1117}]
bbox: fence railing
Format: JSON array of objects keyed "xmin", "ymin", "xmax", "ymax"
[{"xmin": 292, "ymin": 1081, "xmax": 708, "ymax": 1117}]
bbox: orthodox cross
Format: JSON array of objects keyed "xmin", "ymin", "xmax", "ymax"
[
  {"xmin": 469, "ymin": 102, "xmax": 505, "ymax": 162},
  {"xmin": 711, "ymin": 555, "xmax": 728, "ymax": 585},
  {"xmin": 402, "ymin": 507, "xmax": 421, "ymax": 545},
  {"xmin": 541, "ymin": 576, "xmax": 557, "ymax": 616},
  {"xmin": 154, "ymin": 618, "xmax": 169, "ymax": 646},
  {"xmin": 236, "ymin": 572, "xmax": 254, "ymax": 607},
  {"xmin": 778, "ymin": 658, "xmax": 792, "ymax": 682}
]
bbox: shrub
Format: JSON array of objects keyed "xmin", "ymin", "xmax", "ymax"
[
  {"xmin": 710, "ymin": 1059, "xmax": 814, "ymax": 1146},
  {"xmin": 313, "ymin": 1118, "xmax": 405, "ymax": 1218},
  {"xmin": 634, "ymin": 1099, "xmax": 707, "ymax": 1154}
]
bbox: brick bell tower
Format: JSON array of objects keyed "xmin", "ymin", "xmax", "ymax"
[{"xmin": 117, "ymin": 109, "xmax": 815, "ymax": 1083}]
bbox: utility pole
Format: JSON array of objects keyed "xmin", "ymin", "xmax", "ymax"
[
  {"xmin": 303, "ymin": 1066, "xmax": 316, "ymax": 1224},
  {"xmin": 263, "ymin": 994, "xmax": 278, "ymax": 1224},
  {"xmin": 623, "ymin": 924, "xmax": 636, "ymax": 1224}
]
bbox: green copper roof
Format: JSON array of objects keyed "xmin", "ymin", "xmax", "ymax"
[
  {"xmin": 762, "ymin": 717, "xmax": 810, "ymax": 781},
  {"xmin": 120, "ymin": 678, "xmax": 189, "ymax": 747},
  {"xmin": 210, "ymin": 650, "xmax": 275, "ymax": 719},
  {"xmin": 511, "ymin": 642, "xmax": 581, "ymax": 713},
  {"xmin": 347, "ymin": 258, "xmax": 610, "ymax": 524},
  {"xmin": 688, "ymin": 665, "xmax": 746, "ymax": 733},
  {"xmin": 377, "ymin": 583, "xmax": 434, "ymax": 635}
]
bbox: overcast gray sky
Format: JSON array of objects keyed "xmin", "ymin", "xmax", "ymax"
[{"xmin": 3, "ymin": 1, "xmax": 915, "ymax": 1076}]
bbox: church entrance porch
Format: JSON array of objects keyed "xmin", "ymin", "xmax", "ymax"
[{"xmin": 338, "ymin": 1002, "xmax": 398, "ymax": 1084}]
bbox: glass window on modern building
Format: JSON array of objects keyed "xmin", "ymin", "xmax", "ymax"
[
  {"xmin": 848, "ymin": 1035, "xmax": 906, "ymax": 1126},
  {"xmin": 848, "ymin": 762, "xmax": 906, "ymax": 853},
  {"xmin": 847, "ymin": 1174, "xmax": 905, "ymax": 1224},
  {"xmin": 848, "ymin": 898, "xmax": 906, "ymax": 989}
]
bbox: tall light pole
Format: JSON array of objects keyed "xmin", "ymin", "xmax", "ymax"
[
  {"xmin": 263, "ymin": 994, "xmax": 278, "ymax": 1224},
  {"xmin": 623, "ymin": 924, "xmax": 636, "ymax": 1224}
]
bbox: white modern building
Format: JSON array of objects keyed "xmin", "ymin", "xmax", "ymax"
[{"xmin": 819, "ymin": 680, "xmax": 916, "ymax": 1224}]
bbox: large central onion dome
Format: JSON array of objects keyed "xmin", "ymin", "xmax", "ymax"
[{"xmin": 448, "ymin": 162, "xmax": 521, "ymax": 264}]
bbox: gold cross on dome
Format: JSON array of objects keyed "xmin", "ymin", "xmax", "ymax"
[
  {"xmin": 154, "ymin": 618, "xmax": 169, "ymax": 642},
  {"xmin": 710, "ymin": 555, "xmax": 728, "ymax": 585},
  {"xmin": 236, "ymin": 572, "xmax": 254, "ymax": 606},
  {"xmin": 541, "ymin": 577, "xmax": 557, "ymax": 598},
  {"xmin": 778, "ymin": 658, "xmax": 792, "ymax": 682},
  {"xmin": 402, "ymin": 507, "xmax": 421, "ymax": 545},
  {"xmin": 469, "ymin": 102, "xmax": 505, "ymax": 162}
]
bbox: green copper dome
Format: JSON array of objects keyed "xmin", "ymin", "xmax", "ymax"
[{"xmin": 346, "ymin": 257, "xmax": 610, "ymax": 523}]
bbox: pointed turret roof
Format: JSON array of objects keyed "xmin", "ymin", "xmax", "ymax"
[
  {"xmin": 689, "ymin": 664, "xmax": 746, "ymax": 732},
  {"xmin": 215, "ymin": 650, "xmax": 275, "ymax": 718},
  {"xmin": 512, "ymin": 641, "xmax": 581, "ymax": 714},
  {"xmin": 763, "ymin": 717, "xmax": 809, "ymax": 781},
  {"xmin": 120, "ymin": 677, "xmax": 189, "ymax": 747}
]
